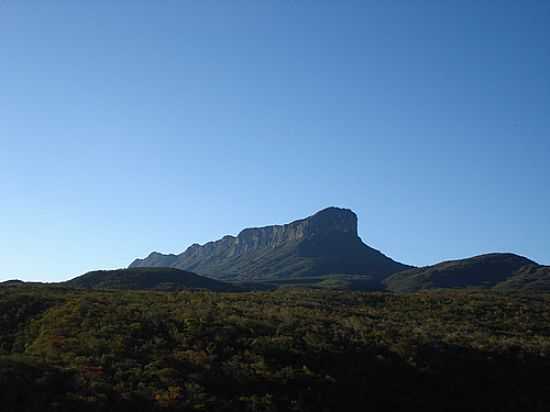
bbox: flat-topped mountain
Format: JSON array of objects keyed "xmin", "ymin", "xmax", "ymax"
[
  {"xmin": 64, "ymin": 267, "xmax": 235, "ymax": 291},
  {"xmin": 130, "ymin": 207, "xmax": 411, "ymax": 281},
  {"xmin": 384, "ymin": 253, "xmax": 538, "ymax": 292}
]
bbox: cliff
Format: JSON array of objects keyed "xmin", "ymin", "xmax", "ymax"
[{"xmin": 130, "ymin": 207, "xmax": 410, "ymax": 281}]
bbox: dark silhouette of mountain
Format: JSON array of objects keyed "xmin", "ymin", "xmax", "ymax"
[
  {"xmin": 64, "ymin": 267, "xmax": 235, "ymax": 291},
  {"xmin": 495, "ymin": 265, "xmax": 550, "ymax": 291},
  {"xmin": 130, "ymin": 207, "xmax": 411, "ymax": 281},
  {"xmin": 0, "ymin": 279, "xmax": 25, "ymax": 286},
  {"xmin": 384, "ymin": 253, "xmax": 537, "ymax": 292}
]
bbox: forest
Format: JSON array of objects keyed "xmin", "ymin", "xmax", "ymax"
[{"xmin": 1, "ymin": 284, "xmax": 550, "ymax": 411}]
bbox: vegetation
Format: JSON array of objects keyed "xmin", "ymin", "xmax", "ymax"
[
  {"xmin": 495, "ymin": 265, "xmax": 550, "ymax": 291},
  {"xmin": 384, "ymin": 253, "xmax": 538, "ymax": 292},
  {"xmin": 64, "ymin": 268, "xmax": 236, "ymax": 292},
  {"xmin": 1, "ymin": 284, "xmax": 550, "ymax": 411},
  {"xmin": 254, "ymin": 274, "xmax": 383, "ymax": 291}
]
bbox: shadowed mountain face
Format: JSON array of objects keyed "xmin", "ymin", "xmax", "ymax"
[
  {"xmin": 495, "ymin": 265, "xmax": 550, "ymax": 291},
  {"xmin": 0, "ymin": 279, "xmax": 25, "ymax": 285},
  {"xmin": 130, "ymin": 207, "xmax": 411, "ymax": 281},
  {"xmin": 384, "ymin": 253, "xmax": 538, "ymax": 292},
  {"xmin": 64, "ymin": 267, "xmax": 234, "ymax": 291}
]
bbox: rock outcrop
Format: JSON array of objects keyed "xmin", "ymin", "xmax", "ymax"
[{"xmin": 130, "ymin": 207, "xmax": 410, "ymax": 281}]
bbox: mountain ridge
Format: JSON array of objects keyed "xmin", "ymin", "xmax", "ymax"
[
  {"xmin": 64, "ymin": 267, "xmax": 236, "ymax": 291},
  {"xmin": 384, "ymin": 253, "xmax": 539, "ymax": 292},
  {"xmin": 130, "ymin": 207, "xmax": 411, "ymax": 281}
]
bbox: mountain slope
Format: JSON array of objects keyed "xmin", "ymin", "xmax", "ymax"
[
  {"xmin": 64, "ymin": 267, "xmax": 234, "ymax": 291},
  {"xmin": 495, "ymin": 265, "xmax": 550, "ymax": 291},
  {"xmin": 130, "ymin": 207, "xmax": 411, "ymax": 281},
  {"xmin": 384, "ymin": 253, "xmax": 536, "ymax": 292}
]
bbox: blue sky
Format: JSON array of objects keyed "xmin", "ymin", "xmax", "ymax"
[{"xmin": 1, "ymin": 1, "xmax": 549, "ymax": 281}]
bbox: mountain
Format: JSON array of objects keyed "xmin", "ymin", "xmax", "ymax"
[
  {"xmin": 384, "ymin": 253, "xmax": 537, "ymax": 292},
  {"xmin": 495, "ymin": 265, "xmax": 550, "ymax": 291},
  {"xmin": 0, "ymin": 279, "xmax": 25, "ymax": 286},
  {"xmin": 64, "ymin": 267, "xmax": 235, "ymax": 291},
  {"xmin": 130, "ymin": 207, "xmax": 411, "ymax": 281}
]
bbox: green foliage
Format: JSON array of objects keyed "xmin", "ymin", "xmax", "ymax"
[{"xmin": 1, "ymin": 285, "xmax": 550, "ymax": 411}]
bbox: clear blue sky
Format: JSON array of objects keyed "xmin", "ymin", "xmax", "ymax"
[{"xmin": 1, "ymin": 1, "xmax": 549, "ymax": 282}]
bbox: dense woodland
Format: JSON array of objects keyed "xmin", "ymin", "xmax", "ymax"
[{"xmin": 1, "ymin": 284, "xmax": 550, "ymax": 411}]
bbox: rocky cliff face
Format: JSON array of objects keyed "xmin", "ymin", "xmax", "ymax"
[
  {"xmin": 190, "ymin": 207, "xmax": 357, "ymax": 256},
  {"xmin": 130, "ymin": 207, "xmax": 410, "ymax": 281}
]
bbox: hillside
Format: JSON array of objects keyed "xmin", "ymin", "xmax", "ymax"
[
  {"xmin": 64, "ymin": 267, "xmax": 235, "ymax": 292},
  {"xmin": 131, "ymin": 207, "xmax": 411, "ymax": 281},
  {"xmin": 495, "ymin": 265, "xmax": 550, "ymax": 291},
  {"xmin": 0, "ymin": 279, "xmax": 25, "ymax": 286},
  {"xmin": 384, "ymin": 253, "xmax": 536, "ymax": 292},
  {"xmin": 1, "ymin": 285, "xmax": 550, "ymax": 411}
]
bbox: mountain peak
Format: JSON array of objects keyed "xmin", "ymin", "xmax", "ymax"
[
  {"xmin": 313, "ymin": 206, "xmax": 355, "ymax": 216},
  {"xmin": 305, "ymin": 207, "xmax": 358, "ymax": 237},
  {"xmin": 235, "ymin": 207, "xmax": 358, "ymax": 245}
]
